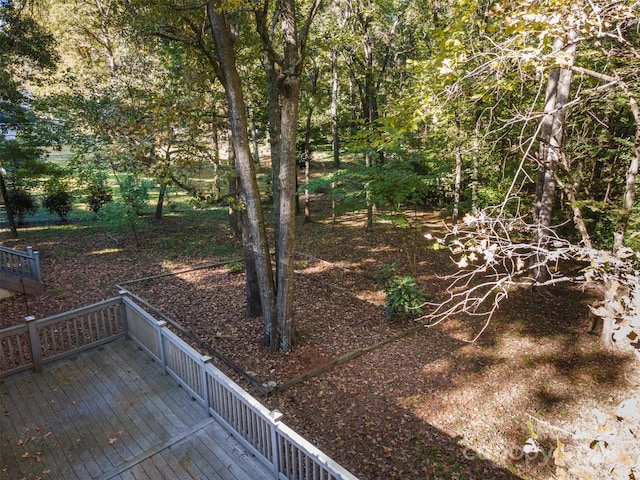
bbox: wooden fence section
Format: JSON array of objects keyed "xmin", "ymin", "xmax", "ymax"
[
  {"xmin": 0, "ymin": 245, "xmax": 41, "ymax": 280},
  {"xmin": 0, "ymin": 297, "xmax": 125, "ymax": 377},
  {"xmin": 1, "ymin": 295, "xmax": 358, "ymax": 480}
]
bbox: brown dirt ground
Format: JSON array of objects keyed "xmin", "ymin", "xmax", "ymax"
[{"xmin": 1, "ymin": 196, "xmax": 638, "ymax": 480}]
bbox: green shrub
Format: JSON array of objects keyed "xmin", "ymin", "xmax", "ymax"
[
  {"xmin": 87, "ymin": 174, "xmax": 112, "ymax": 213},
  {"xmin": 43, "ymin": 178, "xmax": 73, "ymax": 221},
  {"xmin": 226, "ymin": 260, "xmax": 244, "ymax": 274},
  {"xmin": 7, "ymin": 187, "xmax": 38, "ymax": 224},
  {"xmin": 120, "ymin": 175, "xmax": 150, "ymax": 215},
  {"xmin": 377, "ymin": 265, "xmax": 427, "ymax": 319},
  {"xmin": 383, "ymin": 276, "xmax": 426, "ymax": 317}
]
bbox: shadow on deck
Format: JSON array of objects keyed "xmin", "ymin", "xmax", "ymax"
[{"xmin": 0, "ymin": 337, "xmax": 272, "ymax": 480}]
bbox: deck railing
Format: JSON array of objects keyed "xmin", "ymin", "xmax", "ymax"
[
  {"xmin": 0, "ymin": 297, "xmax": 125, "ymax": 376},
  {"xmin": 0, "ymin": 245, "xmax": 42, "ymax": 282},
  {"xmin": 0, "ymin": 294, "xmax": 358, "ymax": 480}
]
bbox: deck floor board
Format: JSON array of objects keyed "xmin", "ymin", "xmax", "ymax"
[{"xmin": 0, "ymin": 337, "xmax": 273, "ymax": 480}]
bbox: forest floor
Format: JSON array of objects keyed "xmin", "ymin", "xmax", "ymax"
[{"xmin": 2, "ymin": 193, "xmax": 638, "ymax": 479}]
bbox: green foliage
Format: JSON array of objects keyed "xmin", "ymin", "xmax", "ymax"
[
  {"xmin": 43, "ymin": 176, "xmax": 73, "ymax": 221},
  {"xmin": 96, "ymin": 201, "xmax": 131, "ymax": 231},
  {"xmin": 377, "ymin": 264, "xmax": 427, "ymax": 319},
  {"xmin": 86, "ymin": 173, "xmax": 113, "ymax": 213},
  {"xmin": 304, "ymin": 160, "xmax": 435, "ymax": 215},
  {"xmin": 7, "ymin": 186, "xmax": 38, "ymax": 224},
  {"xmin": 376, "ymin": 263, "xmax": 398, "ymax": 289},
  {"xmin": 226, "ymin": 260, "xmax": 244, "ymax": 274},
  {"xmin": 120, "ymin": 175, "xmax": 150, "ymax": 215},
  {"xmin": 382, "ymin": 276, "xmax": 427, "ymax": 319}
]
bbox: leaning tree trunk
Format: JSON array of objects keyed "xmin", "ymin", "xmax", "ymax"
[
  {"xmin": 154, "ymin": 183, "xmax": 167, "ymax": 220},
  {"xmin": 207, "ymin": 1, "xmax": 277, "ymax": 348}
]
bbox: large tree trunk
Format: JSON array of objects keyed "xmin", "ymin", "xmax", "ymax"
[
  {"xmin": 534, "ymin": 32, "xmax": 577, "ymax": 282},
  {"xmin": 262, "ymin": 49, "xmax": 283, "ymax": 263},
  {"xmin": 0, "ymin": 172, "xmax": 18, "ymax": 238},
  {"xmin": 240, "ymin": 185, "xmax": 262, "ymax": 318},
  {"xmin": 207, "ymin": 1, "xmax": 277, "ymax": 349},
  {"xmin": 275, "ymin": 0, "xmax": 301, "ymax": 351}
]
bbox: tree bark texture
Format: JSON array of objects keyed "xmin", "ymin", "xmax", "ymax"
[
  {"xmin": 534, "ymin": 31, "xmax": 577, "ymax": 282},
  {"xmin": 240, "ymin": 185, "xmax": 262, "ymax": 318},
  {"xmin": 275, "ymin": 0, "xmax": 301, "ymax": 351},
  {"xmin": 207, "ymin": 1, "xmax": 277, "ymax": 348},
  {"xmin": 154, "ymin": 183, "xmax": 167, "ymax": 220}
]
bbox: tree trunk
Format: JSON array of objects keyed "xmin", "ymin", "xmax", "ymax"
[
  {"xmin": 303, "ymin": 104, "xmax": 313, "ymax": 223},
  {"xmin": 249, "ymin": 106, "xmax": 261, "ymax": 165},
  {"xmin": 207, "ymin": 1, "xmax": 277, "ymax": 349},
  {"xmin": 240, "ymin": 185, "xmax": 262, "ymax": 318},
  {"xmin": 154, "ymin": 183, "xmax": 167, "ymax": 220},
  {"xmin": 471, "ymin": 115, "xmax": 481, "ymax": 210},
  {"xmin": 534, "ymin": 36, "xmax": 565, "ymax": 226},
  {"xmin": 0, "ymin": 171, "xmax": 18, "ymax": 238},
  {"xmin": 227, "ymin": 135, "xmax": 240, "ymax": 235},
  {"xmin": 331, "ymin": 46, "xmax": 340, "ymax": 168},
  {"xmin": 262, "ymin": 50, "xmax": 283, "ymax": 264},
  {"xmin": 365, "ymin": 151, "xmax": 373, "ymax": 230},
  {"xmin": 534, "ymin": 32, "xmax": 577, "ymax": 282},
  {"xmin": 452, "ymin": 144, "xmax": 462, "ymax": 226},
  {"xmin": 275, "ymin": 0, "xmax": 301, "ymax": 351},
  {"xmin": 557, "ymin": 157, "xmax": 593, "ymax": 248}
]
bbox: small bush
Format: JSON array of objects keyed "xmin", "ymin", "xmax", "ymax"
[
  {"xmin": 87, "ymin": 174, "xmax": 112, "ymax": 213},
  {"xmin": 226, "ymin": 260, "xmax": 244, "ymax": 274},
  {"xmin": 7, "ymin": 187, "xmax": 38, "ymax": 224},
  {"xmin": 377, "ymin": 265, "xmax": 427, "ymax": 319},
  {"xmin": 383, "ymin": 276, "xmax": 427, "ymax": 318},
  {"xmin": 43, "ymin": 178, "xmax": 73, "ymax": 221},
  {"xmin": 120, "ymin": 175, "xmax": 150, "ymax": 215}
]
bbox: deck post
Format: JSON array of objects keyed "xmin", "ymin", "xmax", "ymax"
[
  {"xmin": 26, "ymin": 246, "xmax": 41, "ymax": 281},
  {"xmin": 269, "ymin": 409, "xmax": 283, "ymax": 479},
  {"xmin": 201, "ymin": 356, "xmax": 212, "ymax": 410},
  {"xmin": 118, "ymin": 291, "xmax": 129, "ymax": 333},
  {"xmin": 25, "ymin": 316, "xmax": 42, "ymax": 373},
  {"xmin": 157, "ymin": 322, "xmax": 167, "ymax": 374}
]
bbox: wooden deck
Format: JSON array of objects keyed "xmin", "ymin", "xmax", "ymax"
[{"xmin": 0, "ymin": 337, "xmax": 273, "ymax": 480}]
